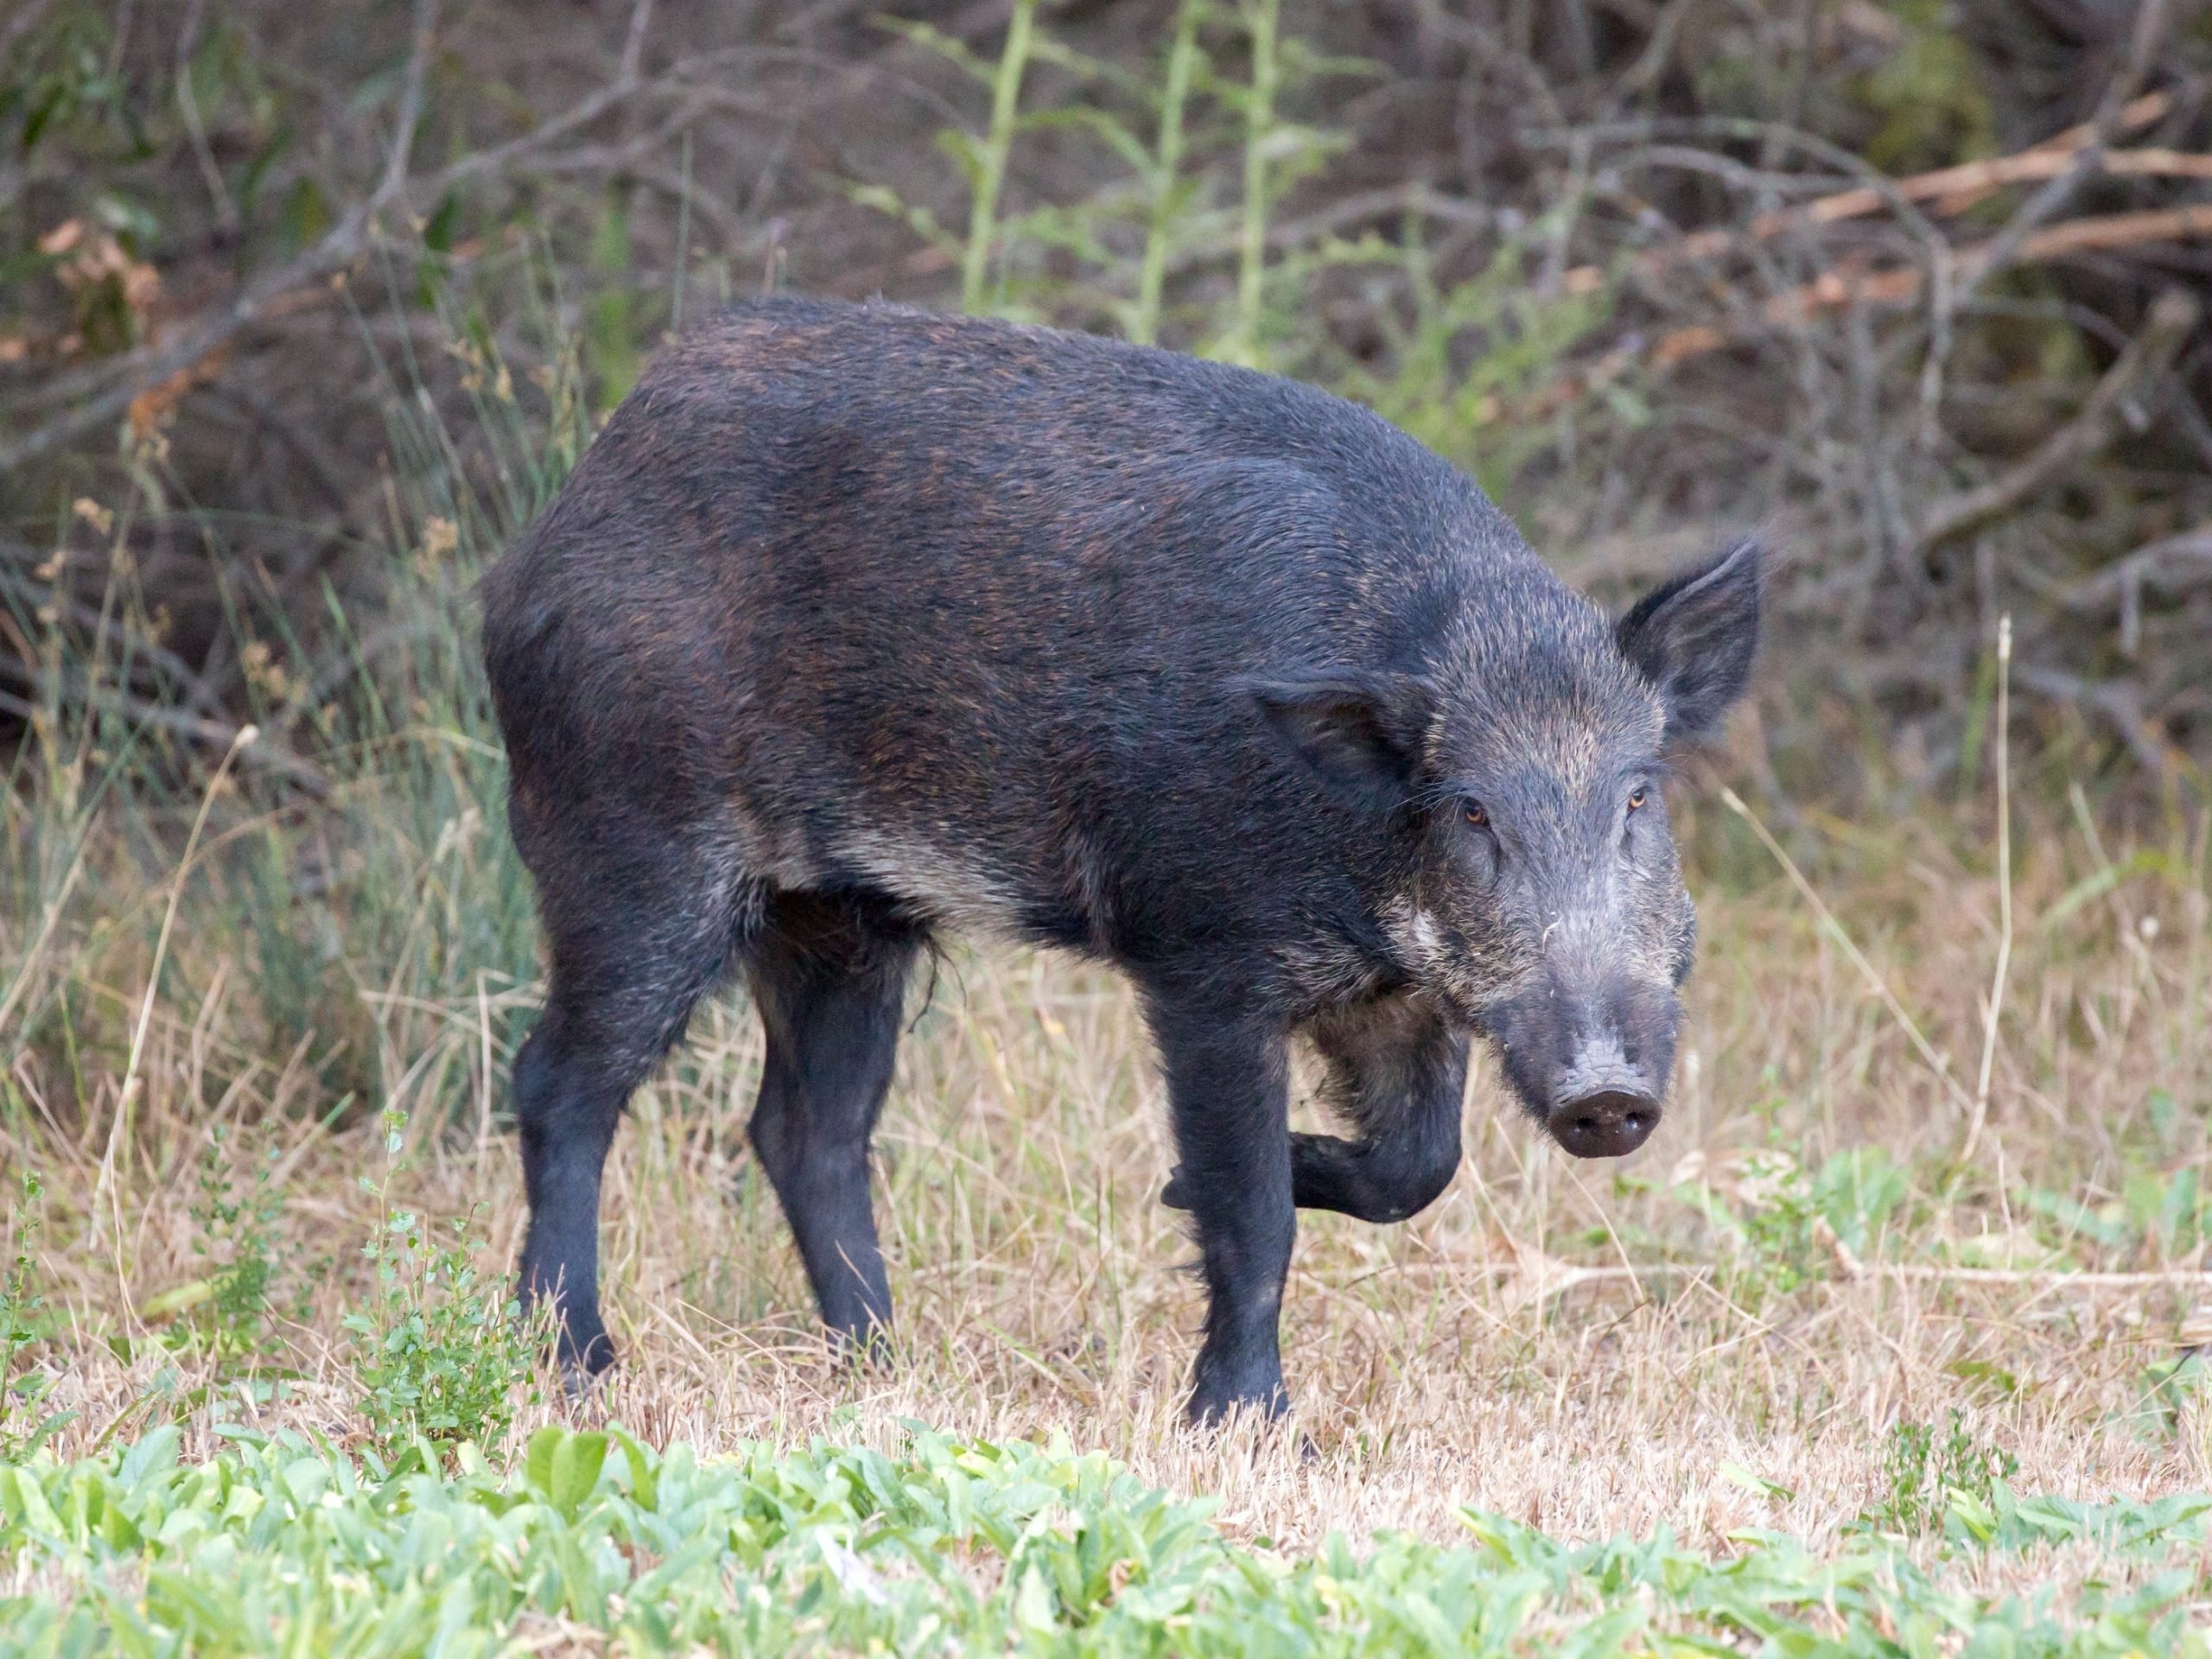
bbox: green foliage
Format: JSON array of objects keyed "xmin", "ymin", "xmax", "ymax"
[
  {"xmin": 3, "ymin": 1426, "xmax": 2209, "ymax": 1655},
  {"xmin": 1853, "ymin": 0, "xmax": 1999, "ymax": 171},
  {"xmin": 340, "ymin": 1111, "xmax": 540, "ymax": 1465},
  {"xmin": 185, "ymin": 1128, "xmax": 289, "ymax": 1358},
  {"xmin": 1674, "ymin": 1146, "xmax": 1907, "ymax": 1304},
  {"xmin": 859, "ymin": 0, "xmax": 1355, "ymax": 350},
  {"xmin": 1863, "ymin": 1408, "xmax": 2019, "ymax": 1537},
  {"xmin": 585, "ymin": 189, "xmax": 639, "ymax": 411},
  {"xmin": 2016, "ymin": 1166, "xmax": 2212, "ymax": 1266},
  {"xmin": 0, "ymin": 1171, "xmax": 68, "ymax": 1461},
  {"xmin": 1311, "ymin": 220, "xmax": 1611, "ymax": 499}
]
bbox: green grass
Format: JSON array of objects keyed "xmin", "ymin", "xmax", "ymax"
[{"xmin": 5, "ymin": 1424, "xmax": 2210, "ymax": 1656}]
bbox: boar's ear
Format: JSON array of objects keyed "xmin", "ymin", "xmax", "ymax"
[
  {"xmin": 1614, "ymin": 537, "xmax": 1764, "ymax": 744},
  {"xmin": 1246, "ymin": 670, "xmax": 1435, "ymax": 810}
]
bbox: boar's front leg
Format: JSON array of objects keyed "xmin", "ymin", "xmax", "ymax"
[
  {"xmin": 1160, "ymin": 996, "xmax": 1466, "ymax": 1226},
  {"xmin": 1144, "ymin": 988, "xmax": 1296, "ymax": 1424},
  {"xmin": 744, "ymin": 889, "xmax": 925, "ymax": 1355},
  {"xmin": 1292, "ymin": 996, "xmax": 1467, "ymax": 1224}
]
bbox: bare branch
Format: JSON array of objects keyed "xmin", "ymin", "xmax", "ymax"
[
  {"xmin": 2062, "ymin": 526, "xmax": 2212, "ymax": 612},
  {"xmin": 620, "ymin": 0, "xmax": 656, "ymax": 86},
  {"xmin": 1911, "ymin": 288, "xmax": 2200, "ymax": 563},
  {"xmin": 0, "ymin": 683, "xmax": 332, "ymax": 796},
  {"xmin": 378, "ymin": 0, "xmax": 442, "ymax": 204},
  {"xmin": 0, "ymin": 29, "xmax": 746, "ymax": 478},
  {"xmin": 0, "ymin": 0, "xmax": 59, "ymax": 60},
  {"xmin": 2013, "ymin": 664, "xmax": 2179, "ymax": 781}
]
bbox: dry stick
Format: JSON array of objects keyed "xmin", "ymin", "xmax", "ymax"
[
  {"xmin": 0, "ymin": 685, "xmax": 330, "ymax": 795},
  {"xmin": 1485, "ymin": 1260, "xmax": 2212, "ymax": 1292},
  {"xmin": 0, "ymin": 0, "xmax": 437, "ymax": 473},
  {"xmin": 1911, "ymin": 287, "xmax": 2202, "ymax": 563},
  {"xmin": 1719, "ymin": 786, "xmax": 1976, "ymax": 1119},
  {"xmin": 1960, "ymin": 616, "xmax": 2012, "ymax": 1168},
  {"xmin": 2062, "ymin": 524, "xmax": 2212, "ymax": 614}
]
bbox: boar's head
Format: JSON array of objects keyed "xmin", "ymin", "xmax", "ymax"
[{"xmin": 1253, "ymin": 537, "xmax": 1763, "ymax": 1159}]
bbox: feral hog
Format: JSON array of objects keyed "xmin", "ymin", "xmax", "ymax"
[{"xmin": 480, "ymin": 296, "xmax": 1761, "ymax": 1423}]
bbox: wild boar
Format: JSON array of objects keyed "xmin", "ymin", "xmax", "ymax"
[{"xmin": 480, "ymin": 296, "xmax": 1761, "ymax": 1422}]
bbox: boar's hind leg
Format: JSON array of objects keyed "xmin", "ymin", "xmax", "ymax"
[
  {"xmin": 1145, "ymin": 990, "xmax": 1296, "ymax": 1424},
  {"xmin": 744, "ymin": 889, "xmax": 925, "ymax": 1355},
  {"xmin": 515, "ymin": 854, "xmax": 758, "ymax": 1381},
  {"xmin": 1291, "ymin": 998, "xmax": 1468, "ymax": 1224}
]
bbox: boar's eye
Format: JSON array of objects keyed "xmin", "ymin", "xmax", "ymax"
[
  {"xmin": 1464, "ymin": 800, "xmax": 1489, "ymax": 828},
  {"xmin": 1626, "ymin": 786, "xmax": 1648, "ymax": 813}
]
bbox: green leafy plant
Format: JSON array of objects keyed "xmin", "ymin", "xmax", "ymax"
[
  {"xmin": 1674, "ymin": 1146, "xmax": 1908, "ymax": 1306},
  {"xmin": 187, "ymin": 1127, "xmax": 288, "ymax": 1358},
  {"xmin": 0, "ymin": 1169, "xmax": 68, "ymax": 1459},
  {"xmin": 1865, "ymin": 1408, "xmax": 2019, "ymax": 1536},
  {"xmin": 6, "ymin": 1426, "xmax": 2212, "ymax": 1654},
  {"xmin": 341, "ymin": 1110, "xmax": 541, "ymax": 1465}
]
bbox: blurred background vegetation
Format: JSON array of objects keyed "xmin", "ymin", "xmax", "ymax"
[{"xmin": 3, "ymin": 0, "xmax": 2209, "ymax": 817}]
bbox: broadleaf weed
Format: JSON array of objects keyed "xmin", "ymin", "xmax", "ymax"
[{"xmin": 342, "ymin": 1109, "xmax": 542, "ymax": 1465}]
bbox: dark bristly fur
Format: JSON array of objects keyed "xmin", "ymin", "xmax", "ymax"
[{"xmin": 480, "ymin": 296, "xmax": 1762, "ymax": 1422}]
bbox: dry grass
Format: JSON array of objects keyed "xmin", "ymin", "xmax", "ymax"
[{"xmin": 7, "ymin": 768, "xmax": 2211, "ymax": 1597}]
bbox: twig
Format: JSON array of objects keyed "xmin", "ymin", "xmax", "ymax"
[
  {"xmin": 2013, "ymin": 664, "xmax": 2179, "ymax": 781},
  {"xmin": 377, "ymin": 0, "xmax": 441, "ymax": 204},
  {"xmin": 1960, "ymin": 615, "xmax": 2012, "ymax": 1166},
  {"xmin": 1720, "ymin": 786, "xmax": 1976, "ymax": 1117},
  {"xmin": 1546, "ymin": 84, "xmax": 2197, "ymax": 296},
  {"xmin": 0, "ymin": 684, "xmax": 332, "ymax": 795},
  {"xmin": 175, "ymin": 0, "xmax": 239, "ymax": 233},
  {"xmin": 0, "ymin": 3, "xmax": 728, "ymax": 477},
  {"xmin": 2062, "ymin": 525, "xmax": 2212, "ymax": 613},
  {"xmin": 1912, "ymin": 288, "xmax": 2199, "ymax": 563},
  {"xmin": 619, "ymin": 0, "xmax": 656, "ymax": 85},
  {"xmin": 1921, "ymin": 0, "xmax": 2173, "ymax": 422},
  {"xmin": 0, "ymin": 562, "xmax": 231, "ymax": 719},
  {"xmin": 1503, "ymin": 209, "xmax": 2212, "ymax": 425}
]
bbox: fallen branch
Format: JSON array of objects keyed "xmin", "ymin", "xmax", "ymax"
[
  {"xmin": 0, "ymin": 684, "xmax": 333, "ymax": 796},
  {"xmin": 1556, "ymin": 86, "xmax": 2194, "ymax": 294},
  {"xmin": 2014, "ymin": 664, "xmax": 2180, "ymax": 780},
  {"xmin": 0, "ymin": 0, "xmax": 442, "ymax": 475},
  {"xmin": 1912, "ymin": 287, "xmax": 2200, "ymax": 563},
  {"xmin": 1423, "ymin": 1257, "xmax": 2212, "ymax": 1294},
  {"xmin": 1510, "ymin": 210, "xmax": 2212, "ymax": 423},
  {"xmin": 2062, "ymin": 525, "xmax": 2212, "ymax": 613},
  {"xmin": 0, "ymin": 0, "xmax": 721, "ymax": 478}
]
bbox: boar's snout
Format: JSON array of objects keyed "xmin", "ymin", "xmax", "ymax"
[
  {"xmin": 1485, "ymin": 975, "xmax": 1678, "ymax": 1160},
  {"xmin": 1549, "ymin": 1078, "xmax": 1660, "ymax": 1160}
]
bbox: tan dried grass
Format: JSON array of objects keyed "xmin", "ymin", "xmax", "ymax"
[{"xmin": 5, "ymin": 798, "xmax": 2210, "ymax": 1584}]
